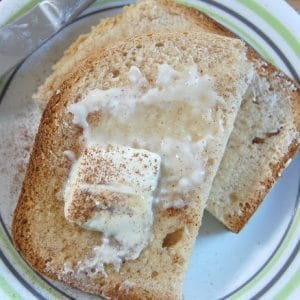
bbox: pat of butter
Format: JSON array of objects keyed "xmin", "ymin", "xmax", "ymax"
[{"xmin": 64, "ymin": 144, "xmax": 161, "ymax": 262}]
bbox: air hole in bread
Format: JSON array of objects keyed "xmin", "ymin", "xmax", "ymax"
[
  {"xmin": 21, "ymin": 218, "xmax": 28, "ymax": 225},
  {"xmin": 151, "ymin": 271, "xmax": 158, "ymax": 278},
  {"xmin": 244, "ymin": 202, "xmax": 251, "ymax": 209},
  {"xmin": 162, "ymin": 228, "xmax": 184, "ymax": 248},
  {"xmin": 136, "ymin": 44, "xmax": 142, "ymax": 49},
  {"xmin": 266, "ymin": 128, "xmax": 281, "ymax": 137},
  {"xmin": 229, "ymin": 192, "xmax": 239, "ymax": 203},
  {"xmin": 207, "ymin": 158, "xmax": 214, "ymax": 167},
  {"xmin": 114, "ymin": 284, "xmax": 121, "ymax": 293},
  {"xmin": 252, "ymin": 137, "xmax": 265, "ymax": 144},
  {"xmin": 45, "ymin": 258, "xmax": 52, "ymax": 264},
  {"xmin": 155, "ymin": 42, "xmax": 164, "ymax": 47},
  {"xmin": 112, "ymin": 69, "xmax": 120, "ymax": 78}
]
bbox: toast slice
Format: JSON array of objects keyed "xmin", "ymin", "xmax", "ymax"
[
  {"xmin": 207, "ymin": 61, "xmax": 300, "ymax": 232},
  {"xmin": 13, "ymin": 31, "xmax": 253, "ymax": 299},
  {"xmin": 34, "ymin": 0, "xmax": 300, "ymax": 232}
]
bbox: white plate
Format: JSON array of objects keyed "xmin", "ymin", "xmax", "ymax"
[{"xmin": 0, "ymin": 1, "xmax": 299, "ymax": 299}]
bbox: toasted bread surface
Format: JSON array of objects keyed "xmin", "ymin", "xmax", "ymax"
[
  {"xmin": 208, "ymin": 59, "xmax": 300, "ymax": 232},
  {"xmin": 13, "ymin": 31, "xmax": 252, "ymax": 298},
  {"xmin": 33, "ymin": 0, "xmax": 300, "ymax": 232}
]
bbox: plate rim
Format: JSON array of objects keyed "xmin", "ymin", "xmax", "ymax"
[{"xmin": 0, "ymin": 0, "xmax": 299, "ymax": 299}]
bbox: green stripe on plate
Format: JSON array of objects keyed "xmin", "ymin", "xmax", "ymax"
[
  {"xmin": 275, "ymin": 268, "xmax": 300, "ymax": 300},
  {"xmin": 175, "ymin": 0, "xmax": 275, "ymax": 65},
  {"xmin": 232, "ymin": 206, "xmax": 300, "ymax": 298},
  {"xmin": 0, "ymin": 225, "xmax": 62, "ymax": 299},
  {"xmin": 0, "ymin": 274, "xmax": 22, "ymax": 300},
  {"xmin": 4, "ymin": 0, "xmax": 40, "ymax": 26},
  {"xmin": 238, "ymin": 0, "xmax": 300, "ymax": 58}
]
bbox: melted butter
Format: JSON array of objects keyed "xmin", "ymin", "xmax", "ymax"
[
  {"xmin": 68, "ymin": 64, "xmax": 221, "ymax": 139},
  {"xmin": 66, "ymin": 64, "xmax": 224, "ymax": 274},
  {"xmin": 64, "ymin": 144, "xmax": 160, "ymax": 274},
  {"xmin": 83, "ymin": 192, "xmax": 153, "ymax": 275}
]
